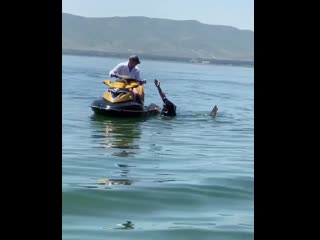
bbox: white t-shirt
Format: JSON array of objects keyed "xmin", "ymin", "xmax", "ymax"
[{"xmin": 109, "ymin": 62, "xmax": 142, "ymax": 81}]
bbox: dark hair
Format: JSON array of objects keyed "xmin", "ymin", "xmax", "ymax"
[{"xmin": 129, "ymin": 55, "xmax": 140, "ymax": 64}]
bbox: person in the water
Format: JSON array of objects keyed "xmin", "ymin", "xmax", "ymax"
[
  {"xmin": 155, "ymin": 79, "xmax": 218, "ymax": 118},
  {"xmin": 154, "ymin": 79, "xmax": 176, "ymax": 117}
]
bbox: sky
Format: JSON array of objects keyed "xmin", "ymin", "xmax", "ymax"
[{"xmin": 62, "ymin": 0, "xmax": 254, "ymax": 31}]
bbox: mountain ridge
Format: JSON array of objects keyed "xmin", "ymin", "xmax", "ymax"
[{"xmin": 62, "ymin": 13, "xmax": 254, "ymax": 62}]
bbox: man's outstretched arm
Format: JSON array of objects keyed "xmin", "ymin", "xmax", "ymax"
[{"xmin": 154, "ymin": 79, "xmax": 166, "ymax": 102}]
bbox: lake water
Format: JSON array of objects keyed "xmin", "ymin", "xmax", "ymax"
[{"xmin": 62, "ymin": 55, "xmax": 254, "ymax": 240}]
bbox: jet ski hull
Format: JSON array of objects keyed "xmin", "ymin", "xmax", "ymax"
[{"xmin": 91, "ymin": 98, "xmax": 160, "ymax": 118}]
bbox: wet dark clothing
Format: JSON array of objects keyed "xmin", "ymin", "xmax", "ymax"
[{"xmin": 161, "ymin": 98, "xmax": 176, "ymax": 117}]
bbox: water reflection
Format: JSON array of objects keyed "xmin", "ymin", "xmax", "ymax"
[{"xmin": 90, "ymin": 115, "xmax": 143, "ymax": 157}]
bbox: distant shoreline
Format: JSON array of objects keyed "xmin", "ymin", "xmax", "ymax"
[{"xmin": 62, "ymin": 49, "xmax": 254, "ymax": 68}]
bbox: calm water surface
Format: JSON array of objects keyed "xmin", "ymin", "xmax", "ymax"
[{"xmin": 62, "ymin": 55, "xmax": 254, "ymax": 240}]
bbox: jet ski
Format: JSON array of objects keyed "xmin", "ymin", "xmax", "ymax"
[{"xmin": 90, "ymin": 75, "xmax": 161, "ymax": 117}]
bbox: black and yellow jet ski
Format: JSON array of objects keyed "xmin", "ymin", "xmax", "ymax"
[{"xmin": 90, "ymin": 76, "xmax": 161, "ymax": 117}]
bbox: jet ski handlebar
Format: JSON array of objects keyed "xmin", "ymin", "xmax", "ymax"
[{"xmin": 111, "ymin": 74, "xmax": 146, "ymax": 85}]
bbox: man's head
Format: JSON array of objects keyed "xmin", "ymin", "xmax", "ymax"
[
  {"xmin": 162, "ymin": 101, "xmax": 176, "ymax": 117},
  {"xmin": 128, "ymin": 55, "xmax": 140, "ymax": 68}
]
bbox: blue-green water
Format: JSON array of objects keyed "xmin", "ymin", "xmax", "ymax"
[{"xmin": 62, "ymin": 55, "xmax": 254, "ymax": 240}]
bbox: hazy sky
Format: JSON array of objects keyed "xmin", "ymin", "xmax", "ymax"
[{"xmin": 62, "ymin": 0, "xmax": 254, "ymax": 31}]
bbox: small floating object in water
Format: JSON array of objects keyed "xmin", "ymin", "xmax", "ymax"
[
  {"xmin": 98, "ymin": 178, "xmax": 132, "ymax": 185},
  {"xmin": 115, "ymin": 163, "xmax": 136, "ymax": 168},
  {"xmin": 97, "ymin": 178, "xmax": 112, "ymax": 185},
  {"xmin": 113, "ymin": 221, "xmax": 134, "ymax": 230}
]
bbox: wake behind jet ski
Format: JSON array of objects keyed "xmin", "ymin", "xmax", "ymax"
[{"xmin": 90, "ymin": 75, "xmax": 161, "ymax": 118}]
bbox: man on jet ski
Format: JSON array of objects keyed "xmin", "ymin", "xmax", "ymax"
[
  {"xmin": 154, "ymin": 79, "xmax": 176, "ymax": 117},
  {"xmin": 109, "ymin": 55, "xmax": 144, "ymax": 103}
]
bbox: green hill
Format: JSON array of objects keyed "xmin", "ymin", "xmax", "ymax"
[{"xmin": 62, "ymin": 13, "xmax": 254, "ymax": 61}]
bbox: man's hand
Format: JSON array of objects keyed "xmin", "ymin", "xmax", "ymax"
[
  {"xmin": 154, "ymin": 79, "xmax": 160, "ymax": 87},
  {"xmin": 138, "ymin": 79, "xmax": 147, "ymax": 85},
  {"xmin": 111, "ymin": 73, "xmax": 118, "ymax": 78},
  {"xmin": 110, "ymin": 71, "xmax": 119, "ymax": 78}
]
